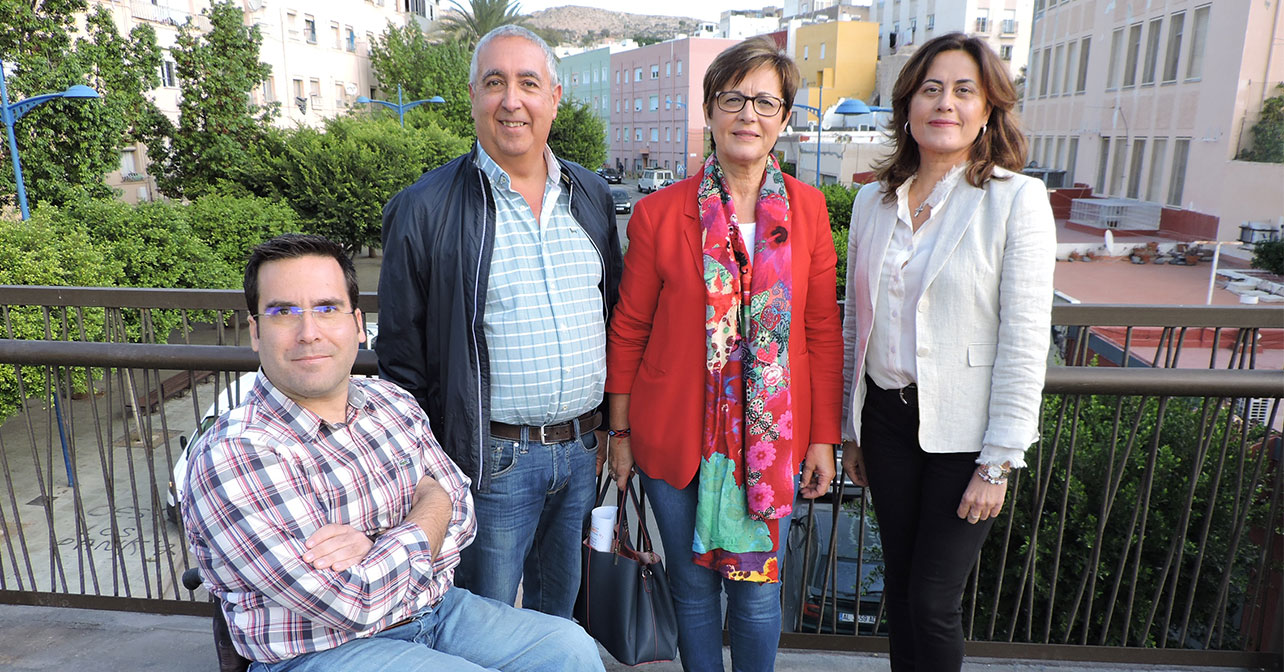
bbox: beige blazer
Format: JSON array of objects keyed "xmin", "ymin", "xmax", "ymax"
[{"xmin": 840, "ymin": 167, "xmax": 1056, "ymax": 454}]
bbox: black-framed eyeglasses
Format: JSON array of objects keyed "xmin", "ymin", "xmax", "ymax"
[
  {"xmin": 256, "ymin": 305, "xmax": 355, "ymax": 325},
  {"xmin": 715, "ymin": 91, "xmax": 785, "ymax": 117}
]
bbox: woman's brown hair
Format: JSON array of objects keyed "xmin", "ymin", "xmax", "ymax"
[{"xmin": 874, "ymin": 32, "xmax": 1027, "ymax": 203}]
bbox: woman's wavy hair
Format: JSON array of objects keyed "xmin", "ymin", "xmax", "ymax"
[{"xmin": 874, "ymin": 32, "xmax": 1027, "ymax": 203}]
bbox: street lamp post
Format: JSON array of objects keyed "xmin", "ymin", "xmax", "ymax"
[
  {"xmin": 674, "ymin": 100, "xmax": 689, "ymax": 179},
  {"xmin": 1, "ymin": 59, "xmax": 101, "ymax": 220},
  {"xmin": 356, "ymin": 84, "xmax": 445, "ymax": 128}
]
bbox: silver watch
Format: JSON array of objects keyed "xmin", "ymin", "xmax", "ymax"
[{"xmin": 977, "ymin": 464, "xmax": 1010, "ymax": 484}]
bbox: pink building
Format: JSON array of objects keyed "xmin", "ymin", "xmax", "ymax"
[{"xmin": 609, "ymin": 38, "xmax": 741, "ymax": 179}]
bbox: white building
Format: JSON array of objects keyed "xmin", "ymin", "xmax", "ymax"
[
  {"xmin": 718, "ymin": 9, "xmax": 782, "ymax": 40},
  {"xmin": 1022, "ymin": 0, "xmax": 1284, "ymax": 242},
  {"xmin": 87, "ymin": 0, "xmax": 439, "ymax": 203},
  {"xmin": 871, "ymin": 0, "xmax": 1033, "ymax": 104}
]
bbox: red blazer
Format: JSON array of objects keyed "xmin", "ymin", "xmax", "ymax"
[{"xmin": 605, "ymin": 173, "xmax": 845, "ymax": 489}]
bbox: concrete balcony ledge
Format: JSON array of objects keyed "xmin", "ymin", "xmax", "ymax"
[{"xmin": 0, "ymin": 604, "xmax": 1267, "ymax": 672}]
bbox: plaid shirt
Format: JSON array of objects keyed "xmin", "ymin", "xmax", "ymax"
[
  {"xmin": 476, "ymin": 144, "xmax": 607, "ymax": 425},
  {"xmin": 182, "ymin": 373, "xmax": 475, "ymax": 663}
]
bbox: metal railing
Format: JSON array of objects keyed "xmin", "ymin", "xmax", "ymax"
[{"xmin": 0, "ymin": 288, "xmax": 1280, "ymax": 668}]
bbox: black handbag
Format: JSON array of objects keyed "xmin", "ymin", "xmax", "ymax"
[{"xmin": 574, "ymin": 475, "xmax": 678, "ymax": 666}]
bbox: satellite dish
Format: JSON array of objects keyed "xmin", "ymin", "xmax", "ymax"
[
  {"xmin": 345, "ymin": 82, "xmax": 358, "ymax": 95},
  {"xmin": 1104, "ymin": 229, "xmax": 1117, "ymax": 256}
]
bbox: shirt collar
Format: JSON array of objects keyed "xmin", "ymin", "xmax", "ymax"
[
  {"xmin": 251, "ymin": 371, "xmax": 371, "ymax": 440},
  {"xmin": 475, "ymin": 143, "xmax": 561, "ymax": 193},
  {"xmin": 896, "ymin": 162, "xmax": 968, "ymax": 218}
]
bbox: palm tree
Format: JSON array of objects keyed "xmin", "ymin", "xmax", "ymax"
[{"xmin": 435, "ymin": 0, "xmax": 529, "ymax": 49}]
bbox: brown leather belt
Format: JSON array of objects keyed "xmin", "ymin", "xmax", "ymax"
[
  {"xmin": 490, "ymin": 410, "xmax": 601, "ymax": 445},
  {"xmin": 382, "ymin": 614, "xmax": 418, "ymax": 631}
]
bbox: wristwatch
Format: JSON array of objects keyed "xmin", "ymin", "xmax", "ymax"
[{"xmin": 977, "ymin": 463, "xmax": 1011, "ymax": 485}]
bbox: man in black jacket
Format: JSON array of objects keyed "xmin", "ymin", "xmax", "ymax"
[{"xmin": 377, "ymin": 25, "xmax": 622, "ymax": 619}]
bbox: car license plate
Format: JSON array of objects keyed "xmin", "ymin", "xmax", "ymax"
[
  {"xmin": 857, "ymin": 614, "xmax": 874, "ymax": 625},
  {"xmin": 838, "ymin": 612, "xmax": 855, "ymax": 624}
]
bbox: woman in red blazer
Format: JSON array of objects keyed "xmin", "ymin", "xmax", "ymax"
[{"xmin": 604, "ymin": 38, "xmax": 843, "ymax": 671}]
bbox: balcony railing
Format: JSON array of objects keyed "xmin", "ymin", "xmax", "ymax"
[{"xmin": 0, "ymin": 288, "xmax": 1280, "ymax": 668}]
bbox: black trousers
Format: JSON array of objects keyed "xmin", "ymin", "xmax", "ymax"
[{"xmin": 860, "ymin": 378, "xmax": 996, "ymax": 672}]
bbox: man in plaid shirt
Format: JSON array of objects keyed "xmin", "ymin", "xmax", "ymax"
[{"xmin": 182, "ymin": 234, "xmax": 604, "ymax": 671}]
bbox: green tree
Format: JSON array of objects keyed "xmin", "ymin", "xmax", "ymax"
[
  {"xmin": 548, "ymin": 100, "xmax": 606, "ymax": 171},
  {"xmin": 250, "ymin": 115, "xmax": 470, "ymax": 254},
  {"xmin": 436, "ymin": 0, "xmax": 529, "ymax": 48},
  {"xmin": 151, "ymin": 1, "xmax": 276, "ymax": 199},
  {"xmin": 1249, "ymin": 238, "xmax": 1284, "ymax": 276},
  {"xmin": 368, "ymin": 23, "xmax": 475, "ymax": 138},
  {"xmin": 818, "ymin": 183, "xmax": 860, "ymax": 300},
  {"xmin": 1238, "ymin": 84, "xmax": 1284, "ymax": 163},
  {"xmin": 0, "ymin": 2, "xmax": 163, "ymax": 209}
]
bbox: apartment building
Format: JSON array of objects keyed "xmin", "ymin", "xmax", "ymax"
[
  {"xmin": 609, "ymin": 37, "xmax": 741, "ymax": 178},
  {"xmin": 557, "ymin": 43, "xmax": 639, "ymax": 165},
  {"xmin": 872, "ymin": 0, "xmax": 1034, "ymax": 104},
  {"xmin": 1022, "ymin": 0, "xmax": 1283, "ymax": 240},
  {"xmin": 718, "ymin": 9, "xmax": 783, "ymax": 41},
  {"xmin": 791, "ymin": 20, "xmax": 879, "ymax": 129},
  {"xmin": 87, "ymin": 0, "xmax": 439, "ymax": 203}
]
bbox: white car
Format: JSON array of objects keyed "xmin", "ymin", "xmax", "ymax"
[
  {"xmin": 166, "ymin": 321, "xmax": 378, "ymax": 525},
  {"xmin": 637, "ymin": 168, "xmax": 675, "ymax": 193}
]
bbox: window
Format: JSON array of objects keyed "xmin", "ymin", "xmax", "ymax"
[
  {"xmin": 1123, "ymin": 23, "xmax": 1142, "ymax": 87},
  {"xmin": 260, "ymin": 76, "xmax": 275, "ymax": 103},
  {"xmin": 1066, "ymin": 137, "xmax": 1079, "ymax": 184},
  {"xmin": 650, "ymin": 128, "xmax": 658, "ymax": 142},
  {"xmin": 649, "ymin": 95, "xmax": 659, "ymax": 111},
  {"xmin": 1062, "ymin": 40, "xmax": 1079, "ymax": 94},
  {"xmin": 287, "ymin": 11, "xmax": 298, "ymax": 38},
  {"xmin": 119, "ymin": 148, "xmax": 137, "ymax": 176},
  {"xmin": 666, "ymin": 127, "xmax": 671, "ymax": 142},
  {"xmin": 677, "ymin": 60, "xmax": 682, "ymax": 75},
  {"xmin": 1002, "ymin": 9, "xmax": 1017, "ymax": 34},
  {"xmin": 592, "ymin": 69, "xmax": 598, "ymax": 83},
  {"xmin": 304, "ymin": 17, "xmax": 317, "ymax": 43},
  {"xmin": 615, "ymin": 128, "xmax": 621, "ymax": 141},
  {"xmin": 624, "ymin": 69, "xmax": 630, "ymax": 83},
  {"xmin": 602, "ymin": 66, "xmax": 607, "ymax": 81},
  {"xmin": 1055, "ymin": 137, "xmax": 1066, "ymax": 170},
  {"xmin": 926, "ymin": 14, "xmax": 934, "ymax": 30},
  {"xmin": 1106, "ymin": 28, "xmax": 1124, "ymax": 89},
  {"xmin": 1186, "ymin": 5, "xmax": 1210, "ymax": 80},
  {"xmin": 1051, "ymin": 44, "xmax": 1064, "ymax": 94},
  {"xmin": 820, "ymin": 43, "xmax": 826, "ymax": 59},
  {"xmin": 616, "ymin": 70, "xmax": 620, "ymax": 84},
  {"xmin": 635, "ymin": 128, "xmax": 642, "ymax": 141},
  {"xmin": 650, "ymin": 65, "xmax": 659, "ymax": 79},
  {"xmin": 634, "ymin": 67, "xmax": 642, "ymax": 81},
  {"xmin": 665, "ymin": 61, "xmax": 671, "ymax": 77},
  {"xmin": 804, "ymin": 45, "xmax": 809, "ymax": 60},
  {"xmin": 309, "ymin": 78, "xmax": 321, "ymax": 99},
  {"xmin": 975, "ymin": 9, "xmax": 989, "ymax": 33},
  {"xmin": 160, "ymin": 59, "xmax": 177, "ymax": 87},
  {"xmin": 405, "ymin": 0, "xmax": 428, "ymax": 17},
  {"xmin": 1031, "ymin": 137, "xmax": 1043, "ymax": 166},
  {"xmin": 1167, "ymin": 138, "xmax": 1190, "ymax": 205},
  {"xmin": 634, "ymin": 98, "xmax": 642, "ymax": 112},
  {"xmin": 346, "ymin": 27, "xmax": 356, "ymax": 52},
  {"xmin": 1138, "ymin": 19, "xmax": 1162, "ymax": 85},
  {"xmin": 335, "ymin": 82, "xmax": 347, "ymax": 108},
  {"xmin": 1028, "ymin": 50, "xmax": 1041, "ymax": 97},
  {"xmin": 331, "ymin": 22, "xmax": 341, "ymax": 49},
  {"xmin": 1127, "ymin": 138, "xmax": 1145, "ymax": 198},
  {"xmin": 615, "ymin": 100, "xmax": 620, "ymax": 113},
  {"xmin": 1109, "ymin": 138, "xmax": 1127, "ymax": 195},
  {"xmin": 1077, "ymin": 37, "xmax": 1091, "ymax": 93},
  {"xmin": 292, "ymin": 78, "xmax": 304, "ymax": 100},
  {"xmin": 1146, "ymin": 138, "xmax": 1168, "ymax": 201},
  {"xmin": 1039, "ymin": 47, "xmax": 1051, "ymax": 96},
  {"xmin": 623, "ymin": 127, "xmax": 629, "ymax": 141},
  {"xmin": 665, "ymin": 95, "xmax": 671, "ymax": 110},
  {"xmin": 1163, "ymin": 12, "xmax": 1185, "ymax": 82},
  {"xmin": 1095, "ymin": 138, "xmax": 1111, "ymax": 194},
  {"xmin": 1000, "ymin": 45, "xmax": 1013, "ymax": 61}
]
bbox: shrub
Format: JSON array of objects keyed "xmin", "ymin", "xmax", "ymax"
[
  {"xmin": 1249, "ymin": 239, "xmax": 1284, "ymax": 276},
  {"xmin": 185, "ymin": 192, "xmax": 300, "ymax": 270}
]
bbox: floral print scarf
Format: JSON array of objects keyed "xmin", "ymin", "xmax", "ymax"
[{"xmin": 692, "ymin": 152, "xmax": 794, "ymax": 583}]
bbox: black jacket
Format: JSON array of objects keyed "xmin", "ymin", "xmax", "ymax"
[{"xmin": 378, "ymin": 145, "xmax": 622, "ymax": 492}]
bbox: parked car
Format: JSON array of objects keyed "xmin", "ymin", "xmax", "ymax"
[
  {"xmin": 166, "ymin": 321, "xmax": 378, "ymax": 525},
  {"xmin": 638, "ymin": 168, "xmax": 675, "ymax": 193},
  {"xmin": 611, "ymin": 188, "xmax": 632, "ymax": 214},
  {"xmin": 781, "ymin": 483, "xmax": 885, "ymax": 635},
  {"xmin": 597, "ymin": 166, "xmax": 623, "ymax": 184}
]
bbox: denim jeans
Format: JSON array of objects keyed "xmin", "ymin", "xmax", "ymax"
[
  {"xmin": 637, "ymin": 469, "xmax": 795, "ymax": 672},
  {"xmin": 454, "ymin": 427, "xmax": 598, "ymax": 617},
  {"xmin": 249, "ymin": 587, "xmax": 604, "ymax": 672}
]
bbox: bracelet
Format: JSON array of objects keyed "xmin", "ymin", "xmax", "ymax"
[
  {"xmin": 607, "ymin": 428, "xmax": 631, "ymax": 438},
  {"xmin": 976, "ymin": 463, "xmax": 1011, "ymax": 485}
]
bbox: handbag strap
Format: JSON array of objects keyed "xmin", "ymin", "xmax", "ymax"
[{"xmin": 611, "ymin": 475, "xmax": 657, "ymax": 555}]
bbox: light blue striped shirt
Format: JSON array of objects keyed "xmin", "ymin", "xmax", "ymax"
[{"xmin": 476, "ymin": 144, "xmax": 606, "ymax": 425}]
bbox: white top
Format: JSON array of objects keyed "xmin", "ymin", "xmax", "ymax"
[{"xmin": 738, "ymin": 222, "xmax": 756, "ymax": 261}]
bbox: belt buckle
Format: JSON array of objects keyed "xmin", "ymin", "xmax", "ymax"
[{"xmin": 536, "ymin": 423, "xmax": 557, "ymax": 445}]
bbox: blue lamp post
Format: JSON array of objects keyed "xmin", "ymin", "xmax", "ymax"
[
  {"xmin": 1, "ymin": 59, "xmax": 101, "ymax": 220},
  {"xmin": 674, "ymin": 100, "xmax": 689, "ymax": 178},
  {"xmin": 356, "ymin": 85, "xmax": 444, "ymax": 128}
]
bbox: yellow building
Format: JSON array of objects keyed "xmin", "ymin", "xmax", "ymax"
[{"xmin": 791, "ymin": 20, "xmax": 879, "ymax": 129}]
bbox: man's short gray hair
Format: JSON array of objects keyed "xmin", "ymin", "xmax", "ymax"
[{"xmin": 469, "ymin": 25, "xmax": 560, "ymax": 88}]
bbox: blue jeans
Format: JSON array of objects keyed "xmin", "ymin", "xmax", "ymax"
[
  {"xmin": 455, "ymin": 427, "xmax": 598, "ymax": 617},
  {"xmin": 249, "ymin": 587, "xmax": 604, "ymax": 672},
  {"xmin": 637, "ymin": 469, "xmax": 795, "ymax": 672}
]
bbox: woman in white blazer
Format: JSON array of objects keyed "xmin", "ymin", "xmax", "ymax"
[{"xmin": 839, "ymin": 33, "xmax": 1055, "ymax": 671}]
